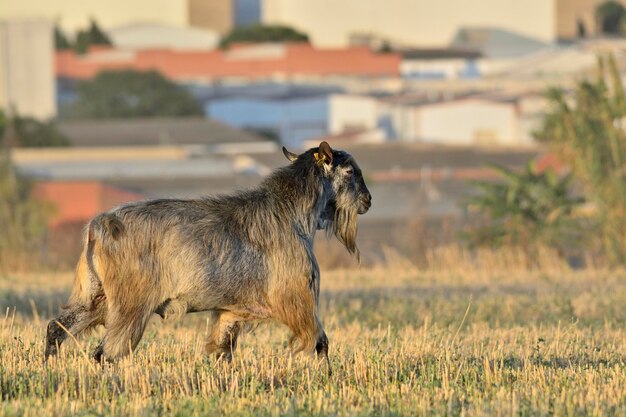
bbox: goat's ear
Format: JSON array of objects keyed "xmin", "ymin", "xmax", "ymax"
[
  {"xmin": 317, "ymin": 141, "xmax": 333, "ymax": 165},
  {"xmin": 282, "ymin": 146, "xmax": 298, "ymax": 162}
]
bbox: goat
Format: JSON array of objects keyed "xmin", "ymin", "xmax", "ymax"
[{"xmin": 45, "ymin": 141, "xmax": 371, "ymax": 374}]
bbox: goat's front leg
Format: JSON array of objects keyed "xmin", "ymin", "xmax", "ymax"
[{"xmin": 314, "ymin": 316, "xmax": 332, "ymax": 376}]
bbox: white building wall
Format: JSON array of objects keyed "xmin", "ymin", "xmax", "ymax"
[
  {"xmin": 207, "ymin": 96, "xmax": 329, "ymax": 149},
  {"xmin": 415, "ymin": 100, "xmax": 519, "ymax": 145},
  {"xmin": 328, "ymin": 94, "xmax": 378, "ymax": 134},
  {"xmin": 263, "ymin": 0, "xmax": 556, "ymax": 47},
  {"xmin": 377, "ymin": 103, "xmax": 418, "ymax": 141},
  {"xmin": 401, "ymin": 58, "xmax": 472, "ymax": 79},
  {"xmin": 0, "ymin": 19, "xmax": 56, "ymax": 119},
  {"xmin": 108, "ymin": 23, "xmax": 219, "ymax": 50}
]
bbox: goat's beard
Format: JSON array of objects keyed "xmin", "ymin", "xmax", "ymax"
[{"xmin": 321, "ymin": 202, "xmax": 360, "ymax": 262}]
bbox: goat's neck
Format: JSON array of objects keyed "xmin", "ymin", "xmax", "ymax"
[{"xmin": 290, "ymin": 178, "xmax": 331, "ymax": 243}]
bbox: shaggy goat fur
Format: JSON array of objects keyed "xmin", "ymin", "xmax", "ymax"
[{"xmin": 45, "ymin": 142, "xmax": 371, "ymax": 370}]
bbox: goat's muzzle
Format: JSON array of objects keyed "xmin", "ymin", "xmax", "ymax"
[{"xmin": 358, "ymin": 192, "xmax": 372, "ymax": 214}]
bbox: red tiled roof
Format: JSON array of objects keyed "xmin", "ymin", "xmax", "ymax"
[
  {"xmin": 32, "ymin": 181, "xmax": 145, "ymax": 228},
  {"xmin": 56, "ymin": 43, "xmax": 401, "ymax": 80}
]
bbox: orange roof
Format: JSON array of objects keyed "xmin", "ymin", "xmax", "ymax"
[
  {"xmin": 32, "ymin": 181, "xmax": 145, "ymax": 228},
  {"xmin": 56, "ymin": 43, "xmax": 401, "ymax": 80}
]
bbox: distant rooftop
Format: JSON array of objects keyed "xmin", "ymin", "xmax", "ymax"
[
  {"xmin": 451, "ymin": 27, "xmax": 550, "ymax": 58},
  {"xmin": 19, "ymin": 157, "xmax": 234, "ymax": 181},
  {"xmin": 55, "ymin": 44, "xmax": 401, "ymax": 81},
  {"xmin": 247, "ymin": 143, "xmax": 539, "ymax": 173},
  {"xmin": 57, "ymin": 117, "xmax": 264, "ymax": 147},
  {"xmin": 376, "ymin": 91, "xmax": 477, "ymax": 106},
  {"xmin": 188, "ymin": 82, "xmax": 345, "ymax": 103},
  {"xmin": 400, "ymin": 48, "xmax": 483, "ymax": 60}
]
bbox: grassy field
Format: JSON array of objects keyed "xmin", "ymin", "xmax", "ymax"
[{"xmin": 1, "ymin": 253, "xmax": 626, "ymax": 416}]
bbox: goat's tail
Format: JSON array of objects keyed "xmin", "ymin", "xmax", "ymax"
[
  {"xmin": 88, "ymin": 212, "xmax": 125, "ymax": 244},
  {"xmin": 65, "ymin": 213, "xmax": 123, "ymax": 309},
  {"xmin": 66, "ymin": 213, "xmax": 125, "ymax": 307}
]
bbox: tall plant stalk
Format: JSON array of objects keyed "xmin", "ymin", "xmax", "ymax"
[{"xmin": 535, "ymin": 54, "xmax": 626, "ymax": 265}]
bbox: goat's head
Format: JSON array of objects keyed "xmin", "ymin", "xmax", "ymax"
[{"xmin": 283, "ymin": 141, "xmax": 371, "ymax": 257}]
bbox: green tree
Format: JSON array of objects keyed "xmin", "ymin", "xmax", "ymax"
[
  {"xmin": 0, "ymin": 152, "xmax": 52, "ymax": 271},
  {"xmin": 0, "ymin": 109, "xmax": 69, "ymax": 148},
  {"xmin": 220, "ymin": 24, "xmax": 309, "ymax": 48},
  {"xmin": 66, "ymin": 70, "xmax": 203, "ymax": 119},
  {"xmin": 464, "ymin": 161, "xmax": 584, "ymax": 259},
  {"xmin": 73, "ymin": 19, "xmax": 112, "ymax": 54},
  {"xmin": 54, "ymin": 26, "xmax": 72, "ymax": 50},
  {"xmin": 535, "ymin": 54, "xmax": 626, "ymax": 265},
  {"xmin": 378, "ymin": 41, "xmax": 393, "ymax": 53},
  {"xmin": 9, "ymin": 115, "xmax": 70, "ymax": 147},
  {"xmin": 596, "ymin": 1, "xmax": 626, "ymax": 35},
  {"xmin": 0, "ymin": 109, "xmax": 7, "ymax": 145}
]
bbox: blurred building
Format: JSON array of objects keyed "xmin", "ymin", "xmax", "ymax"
[
  {"xmin": 411, "ymin": 98, "xmax": 527, "ymax": 146},
  {"xmin": 379, "ymin": 93, "xmax": 544, "ymax": 146},
  {"xmin": 207, "ymin": 93, "xmax": 379, "ymax": 148},
  {"xmin": 262, "ymin": 0, "xmax": 603, "ymax": 47},
  {"xmin": 2, "ymin": 0, "xmax": 262, "ymax": 34},
  {"xmin": 400, "ymin": 48, "xmax": 483, "ymax": 80},
  {"xmin": 13, "ymin": 117, "xmax": 275, "ymax": 180},
  {"xmin": 33, "ymin": 181, "xmax": 145, "ymax": 228},
  {"xmin": 107, "ymin": 23, "xmax": 219, "ymax": 50},
  {"xmin": 55, "ymin": 43, "xmax": 401, "ymax": 82},
  {"xmin": 450, "ymin": 28, "xmax": 549, "ymax": 59},
  {"xmin": 55, "ymin": 117, "xmax": 264, "ymax": 147},
  {"xmin": 3, "ymin": 0, "xmax": 604, "ymax": 46},
  {"xmin": 398, "ymin": 28, "xmax": 568, "ymax": 80},
  {"xmin": 0, "ymin": 19, "xmax": 56, "ymax": 118},
  {"xmin": 187, "ymin": 0, "xmax": 234, "ymax": 35},
  {"xmin": 188, "ymin": 0, "xmax": 262, "ymax": 35},
  {"xmin": 1, "ymin": 0, "xmax": 189, "ymax": 33},
  {"xmin": 31, "ymin": 180, "xmax": 146, "ymax": 264},
  {"xmin": 401, "ymin": 42, "xmax": 596, "ymax": 81}
]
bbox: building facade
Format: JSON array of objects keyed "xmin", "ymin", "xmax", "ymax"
[
  {"xmin": 107, "ymin": 23, "xmax": 219, "ymax": 50},
  {"xmin": 2, "ymin": 0, "xmax": 605, "ymax": 45},
  {"xmin": 0, "ymin": 19, "xmax": 56, "ymax": 118},
  {"xmin": 55, "ymin": 43, "xmax": 401, "ymax": 82},
  {"xmin": 382, "ymin": 97, "xmax": 540, "ymax": 146},
  {"xmin": 262, "ymin": 0, "xmax": 604, "ymax": 47},
  {"xmin": 1, "ymin": 0, "xmax": 189, "ymax": 33},
  {"xmin": 207, "ymin": 94, "xmax": 379, "ymax": 148},
  {"xmin": 2, "ymin": 0, "xmax": 261, "ymax": 35},
  {"xmin": 188, "ymin": 0, "xmax": 262, "ymax": 35}
]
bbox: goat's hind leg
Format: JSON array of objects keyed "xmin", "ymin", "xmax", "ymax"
[{"xmin": 94, "ymin": 305, "xmax": 153, "ymax": 362}]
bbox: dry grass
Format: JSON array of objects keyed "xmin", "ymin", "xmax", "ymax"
[{"xmin": 2, "ymin": 254, "xmax": 626, "ymax": 416}]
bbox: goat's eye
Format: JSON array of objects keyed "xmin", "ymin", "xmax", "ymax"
[{"xmin": 345, "ymin": 168, "xmax": 353, "ymax": 176}]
